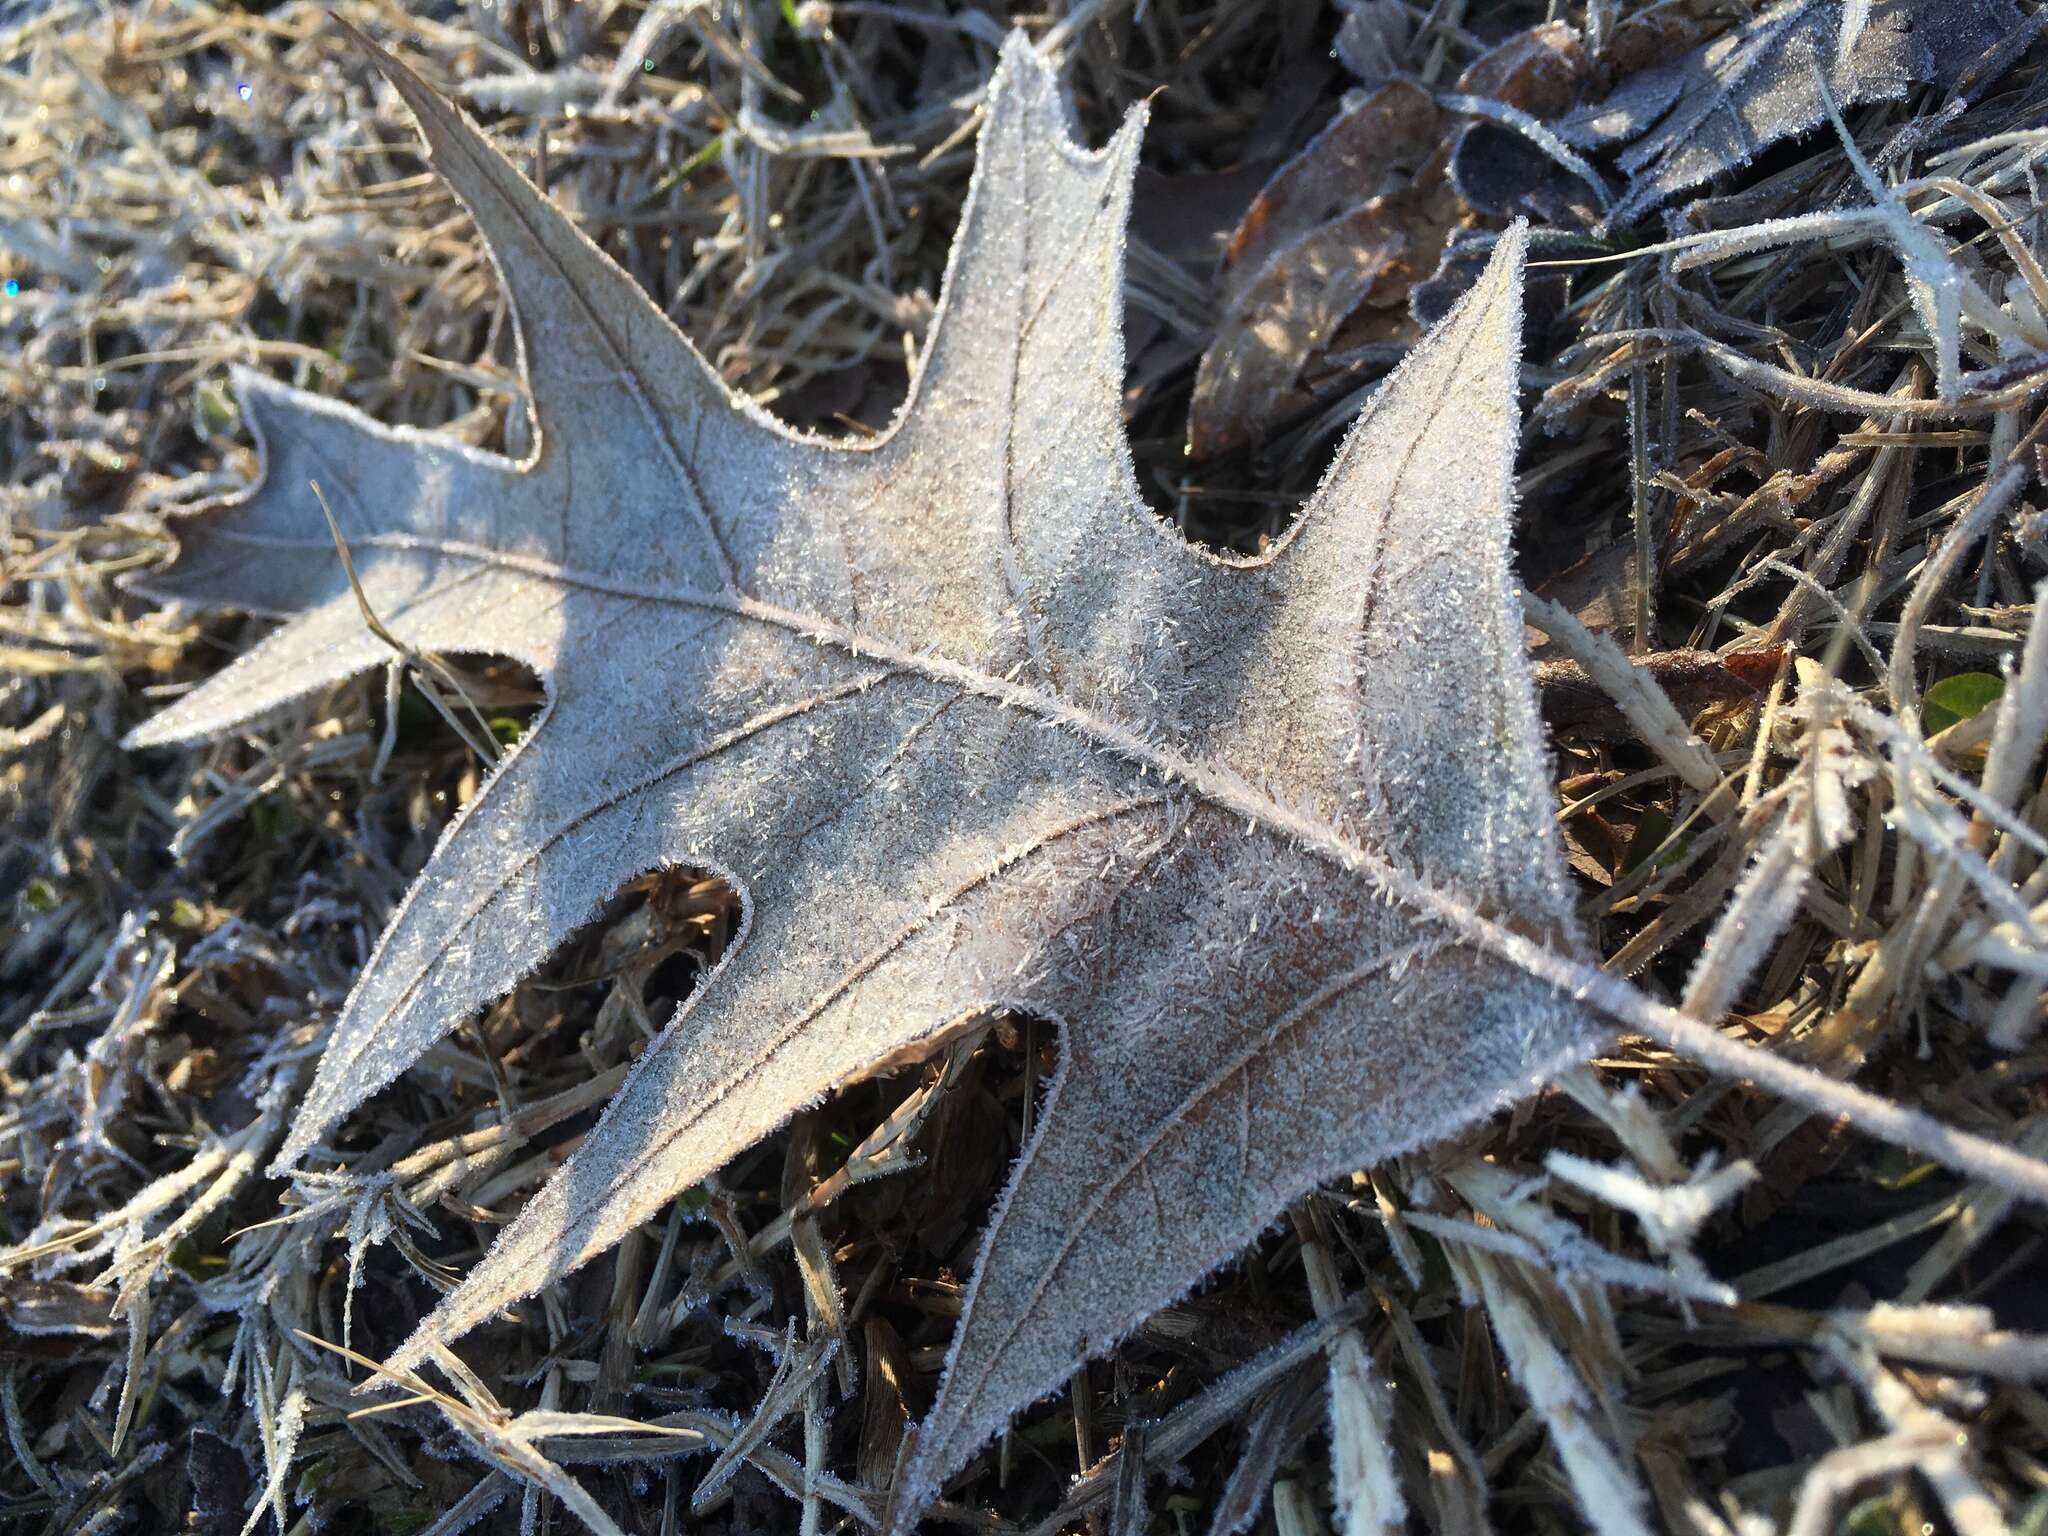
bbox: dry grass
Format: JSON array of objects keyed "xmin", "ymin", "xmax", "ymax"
[{"xmin": 4, "ymin": 2, "xmax": 2048, "ymax": 1534}]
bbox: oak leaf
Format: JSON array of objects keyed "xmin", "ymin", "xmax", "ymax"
[
  {"xmin": 125, "ymin": 32, "xmax": 1606, "ymax": 1523},
  {"xmin": 1559, "ymin": 0, "xmax": 2019, "ymax": 225}
]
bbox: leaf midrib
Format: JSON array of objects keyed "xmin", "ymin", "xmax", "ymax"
[
  {"xmin": 306, "ymin": 512, "xmax": 2048, "ymax": 1244},
  {"xmin": 236, "ymin": 522, "xmax": 1622, "ymax": 1046}
]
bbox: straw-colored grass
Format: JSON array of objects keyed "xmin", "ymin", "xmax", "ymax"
[{"xmin": 4, "ymin": 3, "xmax": 2047, "ymax": 1533}]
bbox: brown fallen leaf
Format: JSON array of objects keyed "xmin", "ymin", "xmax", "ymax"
[
  {"xmin": 1593, "ymin": 0, "xmax": 1714, "ymax": 82},
  {"xmin": 1219, "ymin": 82, "xmax": 1439, "ymax": 288},
  {"xmin": 1189, "ymin": 205, "xmax": 1407, "ymax": 462},
  {"xmin": 1457, "ymin": 21, "xmax": 1588, "ymax": 116},
  {"xmin": 1556, "ymin": 0, "xmax": 2022, "ymax": 225},
  {"xmin": 1528, "ymin": 539, "xmax": 1643, "ymax": 656},
  {"xmin": 1537, "ymin": 646, "xmax": 1785, "ymax": 738},
  {"xmin": 1446, "ymin": 22, "xmax": 1604, "ymax": 226},
  {"xmin": 1189, "ymin": 82, "xmax": 1443, "ymax": 459}
]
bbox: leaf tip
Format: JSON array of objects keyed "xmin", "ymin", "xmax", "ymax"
[
  {"xmin": 985, "ymin": 28, "xmax": 1151, "ymax": 157},
  {"xmin": 328, "ymin": 12, "xmax": 410, "ymax": 97},
  {"xmin": 331, "ymin": 12, "xmax": 466, "ymax": 166}
]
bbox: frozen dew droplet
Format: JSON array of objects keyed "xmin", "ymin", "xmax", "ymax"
[{"xmin": 236, "ymin": 81, "xmax": 252, "ymax": 102}]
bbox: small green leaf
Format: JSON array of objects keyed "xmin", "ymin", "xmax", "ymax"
[
  {"xmin": 1922, "ymin": 671, "xmax": 2004, "ymax": 736},
  {"xmin": 1839, "ymin": 1493, "xmax": 1902, "ymax": 1536},
  {"xmin": 22, "ymin": 877, "xmax": 57, "ymax": 913},
  {"xmin": 1622, "ymin": 805, "xmax": 1691, "ymax": 876},
  {"xmin": 193, "ymin": 379, "xmax": 239, "ymax": 442},
  {"xmin": 1871, "ymin": 1145, "xmax": 1940, "ymax": 1191},
  {"xmin": 168, "ymin": 1240, "xmax": 228, "ymax": 1278},
  {"xmin": 248, "ymin": 794, "xmax": 294, "ymax": 841},
  {"xmin": 1621, "ymin": 806, "xmax": 1671, "ymax": 875},
  {"xmin": 675, "ymin": 132, "xmax": 727, "ymax": 180},
  {"xmin": 1408, "ymin": 1227, "xmax": 1454, "ymax": 1294},
  {"xmin": 168, "ymin": 897, "xmax": 204, "ymax": 929}
]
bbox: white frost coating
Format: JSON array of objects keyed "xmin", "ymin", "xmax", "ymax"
[
  {"xmin": 1554, "ymin": 0, "xmax": 2021, "ymax": 228},
  {"xmin": 123, "ymin": 29, "xmax": 1608, "ymax": 1525}
]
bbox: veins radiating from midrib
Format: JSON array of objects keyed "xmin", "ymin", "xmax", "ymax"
[
  {"xmin": 418, "ymin": 91, "xmax": 742, "ymax": 590},
  {"xmin": 322, "ymin": 669, "xmax": 900, "ymax": 1092},
  {"xmin": 951, "ymin": 937, "xmax": 1441, "ymax": 1425},
  {"xmin": 593, "ymin": 793, "xmax": 1178, "ymax": 1227},
  {"xmin": 216, "ymin": 522, "xmax": 1470, "ymax": 931}
]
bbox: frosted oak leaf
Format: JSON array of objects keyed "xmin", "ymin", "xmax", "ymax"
[{"xmin": 125, "ymin": 31, "xmax": 1606, "ymax": 1524}]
